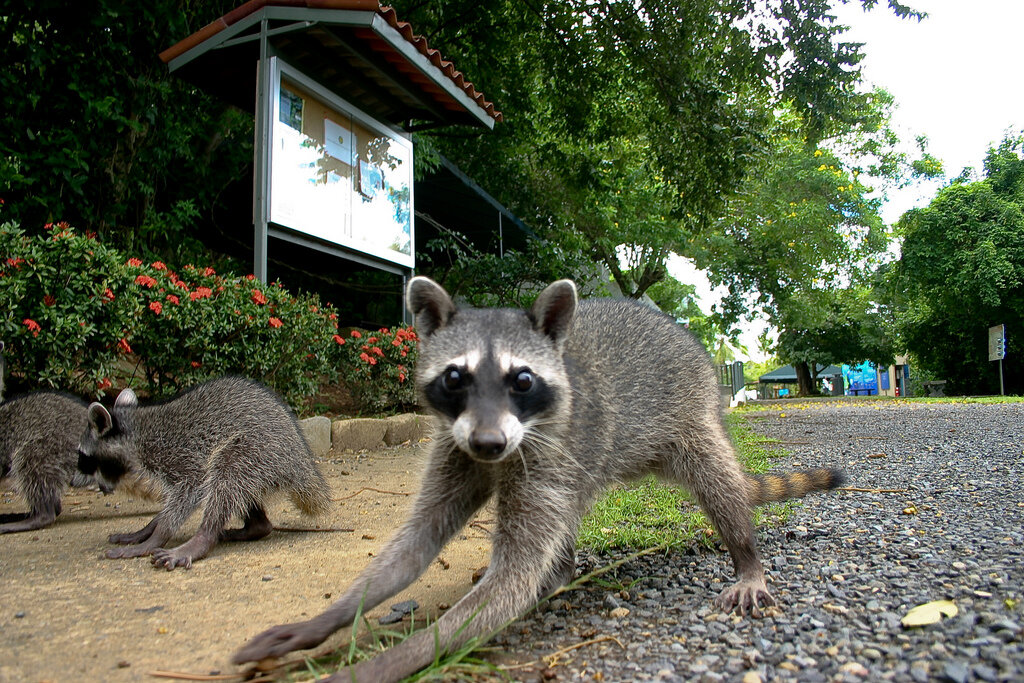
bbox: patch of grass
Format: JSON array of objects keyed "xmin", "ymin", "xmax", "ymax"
[
  {"xmin": 283, "ymin": 607, "xmax": 506, "ymax": 682},
  {"xmin": 578, "ymin": 413, "xmax": 797, "ymax": 552}
]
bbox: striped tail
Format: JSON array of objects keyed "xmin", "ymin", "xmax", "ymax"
[{"xmin": 746, "ymin": 468, "xmax": 846, "ymax": 506}]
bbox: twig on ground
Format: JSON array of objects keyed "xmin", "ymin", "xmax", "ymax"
[
  {"xmin": 333, "ymin": 487, "xmax": 411, "ymax": 501},
  {"xmin": 272, "ymin": 525, "xmax": 355, "ymax": 533}
]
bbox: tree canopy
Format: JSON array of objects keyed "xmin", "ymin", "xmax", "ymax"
[{"xmin": 888, "ymin": 134, "xmax": 1024, "ymax": 395}]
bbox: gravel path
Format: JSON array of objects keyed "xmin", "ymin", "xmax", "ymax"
[{"xmin": 492, "ymin": 400, "xmax": 1024, "ymax": 682}]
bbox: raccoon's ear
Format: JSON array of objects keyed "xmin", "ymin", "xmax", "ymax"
[
  {"xmin": 114, "ymin": 388, "xmax": 138, "ymax": 407},
  {"xmin": 530, "ymin": 279, "xmax": 578, "ymax": 344},
  {"xmin": 407, "ymin": 276, "xmax": 456, "ymax": 337},
  {"xmin": 88, "ymin": 403, "xmax": 114, "ymax": 437}
]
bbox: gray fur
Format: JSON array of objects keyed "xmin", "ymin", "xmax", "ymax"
[
  {"xmin": 77, "ymin": 376, "xmax": 331, "ymax": 569},
  {"xmin": 0, "ymin": 391, "xmax": 107, "ymax": 533},
  {"xmin": 233, "ymin": 278, "xmax": 844, "ymax": 681}
]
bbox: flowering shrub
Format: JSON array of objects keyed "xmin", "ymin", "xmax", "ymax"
[
  {"xmin": 124, "ymin": 260, "xmax": 352, "ymax": 406},
  {"xmin": 0, "ymin": 217, "xmax": 418, "ymax": 411},
  {"xmin": 0, "ymin": 221, "xmax": 140, "ymax": 395},
  {"xmin": 334, "ymin": 325, "xmax": 419, "ymax": 411}
]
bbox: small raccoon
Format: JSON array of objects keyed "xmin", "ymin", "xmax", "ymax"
[
  {"xmin": 77, "ymin": 376, "xmax": 331, "ymax": 569},
  {"xmin": 233, "ymin": 278, "xmax": 845, "ymax": 682},
  {"xmin": 0, "ymin": 341, "xmax": 119, "ymax": 534}
]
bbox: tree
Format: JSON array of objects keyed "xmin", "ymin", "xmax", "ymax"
[
  {"xmin": 398, "ymin": 0, "xmax": 924, "ymax": 300},
  {"xmin": 889, "ymin": 134, "xmax": 1024, "ymax": 395},
  {"xmin": 686, "ymin": 93, "xmax": 913, "ymax": 393},
  {"xmin": 1, "ymin": 0, "xmax": 252, "ymax": 258}
]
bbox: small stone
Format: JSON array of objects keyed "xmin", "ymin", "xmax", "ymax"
[
  {"xmin": 839, "ymin": 662, "xmax": 869, "ymax": 676},
  {"xmin": 261, "ymin": 575, "xmax": 273, "ymax": 581},
  {"xmin": 609, "ymin": 607, "xmax": 630, "ymax": 618},
  {"xmin": 14, "ymin": 612, "xmax": 26, "ymax": 618},
  {"xmin": 942, "ymin": 661, "xmax": 969, "ymax": 683},
  {"xmin": 742, "ymin": 672, "xmax": 763, "ymax": 683},
  {"xmin": 116, "ymin": 661, "xmax": 130, "ymax": 669}
]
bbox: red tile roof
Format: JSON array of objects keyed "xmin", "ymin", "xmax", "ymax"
[{"xmin": 159, "ymin": 0, "xmax": 502, "ymax": 124}]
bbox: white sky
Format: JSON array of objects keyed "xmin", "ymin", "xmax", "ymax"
[{"xmin": 669, "ymin": 0, "xmax": 1024, "ymax": 362}]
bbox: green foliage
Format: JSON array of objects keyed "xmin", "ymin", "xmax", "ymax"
[
  {"xmin": 334, "ymin": 326, "xmax": 418, "ymax": 413},
  {"xmin": 0, "ymin": 218, "xmax": 416, "ymax": 411},
  {"xmin": 889, "ymin": 133, "xmax": 1024, "ymax": 395},
  {"xmin": 124, "ymin": 259, "xmax": 345, "ymax": 406},
  {"xmin": 0, "ymin": 220, "xmax": 140, "ymax": 395},
  {"xmin": 422, "ymin": 229, "xmax": 601, "ymax": 308},
  {"xmin": 0, "ymin": 1, "xmax": 252, "ymax": 258},
  {"xmin": 397, "ymin": 0, "xmax": 920, "ymax": 301}
]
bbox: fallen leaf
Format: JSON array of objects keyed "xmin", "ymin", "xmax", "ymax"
[{"xmin": 901, "ymin": 600, "xmax": 958, "ymax": 627}]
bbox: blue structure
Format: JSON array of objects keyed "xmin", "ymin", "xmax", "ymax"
[{"xmin": 842, "ymin": 361, "xmax": 879, "ymax": 396}]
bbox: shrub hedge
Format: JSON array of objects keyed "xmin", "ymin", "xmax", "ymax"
[{"xmin": 0, "ymin": 218, "xmax": 417, "ymax": 412}]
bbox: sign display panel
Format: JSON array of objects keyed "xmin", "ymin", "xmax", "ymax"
[{"xmin": 269, "ymin": 63, "xmax": 414, "ymax": 268}]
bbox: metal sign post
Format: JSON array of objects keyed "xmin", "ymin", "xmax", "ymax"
[{"xmin": 988, "ymin": 324, "xmax": 1006, "ymax": 395}]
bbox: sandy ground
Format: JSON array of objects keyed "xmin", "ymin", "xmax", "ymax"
[{"xmin": 0, "ymin": 443, "xmax": 494, "ymax": 683}]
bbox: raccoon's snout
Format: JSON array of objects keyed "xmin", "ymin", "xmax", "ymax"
[{"xmin": 469, "ymin": 429, "xmax": 507, "ymax": 460}]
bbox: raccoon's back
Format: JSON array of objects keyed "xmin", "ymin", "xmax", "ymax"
[
  {"xmin": 563, "ymin": 299, "xmax": 717, "ymax": 451},
  {"xmin": 0, "ymin": 392, "xmax": 89, "ymax": 469}
]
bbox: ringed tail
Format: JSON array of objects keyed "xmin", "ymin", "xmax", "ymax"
[{"xmin": 746, "ymin": 468, "xmax": 846, "ymax": 506}]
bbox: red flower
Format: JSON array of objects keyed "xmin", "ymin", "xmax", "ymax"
[
  {"xmin": 43, "ymin": 294, "xmax": 56, "ymax": 307},
  {"xmin": 203, "ymin": 267, "xmax": 216, "ymax": 277},
  {"xmin": 251, "ymin": 289, "xmax": 267, "ymax": 305},
  {"xmin": 117, "ymin": 338, "xmax": 132, "ymax": 354},
  {"xmin": 332, "ymin": 334, "xmax": 345, "ymax": 345},
  {"xmin": 245, "ymin": 274, "xmax": 256, "ymax": 281},
  {"xmin": 23, "ymin": 318, "xmax": 41, "ymax": 337},
  {"xmin": 392, "ymin": 339, "xmax": 401, "ymax": 347},
  {"xmin": 97, "ymin": 378, "xmax": 113, "ymax": 391},
  {"xmin": 149, "ymin": 301, "xmax": 163, "ymax": 315},
  {"xmin": 190, "ymin": 286, "xmax": 213, "ymax": 301},
  {"xmin": 174, "ymin": 279, "xmax": 190, "ymax": 291},
  {"xmin": 166, "ymin": 294, "xmax": 180, "ymax": 305},
  {"xmin": 350, "ymin": 330, "xmax": 362, "ymax": 339},
  {"xmin": 367, "ymin": 336, "xmax": 378, "ymax": 344},
  {"xmin": 371, "ymin": 346, "xmax": 384, "ymax": 357},
  {"xmin": 151, "ymin": 261, "xmax": 167, "ymax": 271},
  {"xmin": 268, "ymin": 317, "xmax": 283, "ymax": 328},
  {"xmin": 135, "ymin": 275, "xmax": 157, "ymax": 288},
  {"xmin": 127, "ymin": 258, "xmax": 143, "ymax": 267},
  {"xmin": 85, "ymin": 231, "xmax": 97, "ymax": 240},
  {"xmin": 398, "ymin": 372, "xmax": 406, "ymax": 383},
  {"xmin": 5, "ymin": 257, "xmax": 25, "ymax": 268},
  {"xmin": 191, "ymin": 361, "xmax": 202, "ymax": 368},
  {"xmin": 103, "ymin": 288, "xmax": 115, "ymax": 302},
  {"xmin": 329, "ymin": 313, "xmax": 338, "ymax": 321}
]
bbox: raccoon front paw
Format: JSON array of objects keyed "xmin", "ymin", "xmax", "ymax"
[
  {"xmin": 105, "ymin": 544, "xmax": 154, "ymax": 559},
  {"xmin": 715, "ymin": 578, "xmax": 775, "ymax": 618},
  {"xmin": 150, "ymin": 548, "xmax": 193, "ymax": 570},
  {"xmin": 233, "ymin": 620, "xmax": 333, "ymax": 663}
]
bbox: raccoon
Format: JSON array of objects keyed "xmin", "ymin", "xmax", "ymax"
[
  {"xmin": 77, "ymin": 376, "xmax": 331, "ymax": 569},
  {"xmin": 233, "ymin": 277, "xmax": 844, "ymax": 681},
  {"xmin": 0, "ymin": 341, "xmax": 120, "ymax": 534}
]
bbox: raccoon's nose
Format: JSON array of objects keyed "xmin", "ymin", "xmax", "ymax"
[{"xmin": 469, "ymin": 429, "xmax": 507, "ymax": 458}]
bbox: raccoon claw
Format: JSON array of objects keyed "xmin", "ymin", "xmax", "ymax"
[
  {"xmin": 150, "ymin": 549, "xmax": 193, "ymax": 570},
  {"xmin": 715, "ymin": 579, "xmax": 775, "ymax": 618},
  {"xmin": 233, "ymin": 621, "xmax": 330, "ymax": 663}
]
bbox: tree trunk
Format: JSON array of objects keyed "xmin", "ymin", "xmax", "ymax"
[{"xmin": 794, "ymin": 361, "xmax": 816, "ymax": 397}]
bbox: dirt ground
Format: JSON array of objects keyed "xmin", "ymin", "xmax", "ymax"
[{"xmin": 0, "ymin": 443, "xmax": 494, "ymax": 683}]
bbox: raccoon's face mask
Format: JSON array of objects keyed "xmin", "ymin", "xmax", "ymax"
[{"xmin": 407, "ymin": 277, "xmax": 577, "ymax": 464}]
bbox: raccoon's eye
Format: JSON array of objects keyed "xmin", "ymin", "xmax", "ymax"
[
  {"xmin": 512, "ymin": 370, "xmax": 534, "ymax": 392},
  {"xmin": 442, "ymin": 367, "xmax": 465, "ymax": 391}
]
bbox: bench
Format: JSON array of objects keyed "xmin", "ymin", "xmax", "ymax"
[{"xmin": 921, "ymin": 380, "xmax": 947, "ymax": 397}]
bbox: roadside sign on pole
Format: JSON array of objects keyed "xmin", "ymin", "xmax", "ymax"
[{"xmin": 988, "ymin": 324, "xmax": 1006, "ymax": 361}]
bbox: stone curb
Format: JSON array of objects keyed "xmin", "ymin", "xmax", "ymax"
[{"xmin": 301, "ymin": 413, "xmax": 433, "ymax": 456}]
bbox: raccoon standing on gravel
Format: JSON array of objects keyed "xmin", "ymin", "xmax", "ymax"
[
  {"xmin": 0, "ymin": 341, "xmax": 117, "ymax": 534},
  {"xmin": 233, "ymin": 277, "xmax": 845, "ymax": 682},
  {"xmin": 77, "ymin": 376, "xmax": 331, "ymax": 569}
]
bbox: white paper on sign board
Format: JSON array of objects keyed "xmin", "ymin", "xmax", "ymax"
[{"xmin": 324, "ymin": 118, "xmax": 353, "ymax": 165}]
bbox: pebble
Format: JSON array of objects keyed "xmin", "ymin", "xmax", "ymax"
[{"xmin": 488, "ymin": 402, "xmax": 1024, "ymax": 682}]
